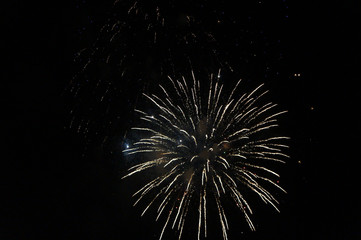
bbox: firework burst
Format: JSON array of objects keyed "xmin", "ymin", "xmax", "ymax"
[{"xmin": 123, "ymin": 70, "xmax": 289, "ymax": 240}]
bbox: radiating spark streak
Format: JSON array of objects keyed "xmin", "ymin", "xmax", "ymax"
[
  {"xmin": 246, "ymin": 124, "xmax": 279, "ymax": 136},
  {"xmin": 166, "ymin": 173, "xmax": 183, "ymax": 193},
  {"xmin": 198, "ymin": 191, "xmax": 202, "ymax": 240},
  {"xmin": 227, "ymin": 128, "xmax": 249, "ymax": 138},
  {"xmin": 241, "ymin": 162, "xmax": 280, "ymax": 177},
  {"xmin": 265, "ymin": 151, "xmax": 290, "ymax": 158},
  {"xmin": 239, "ymin": 180, "xmax": 279, "ymax": 211},
  {"xmin": 253, "ymin": 144, "xmax": 283, "ymax": 152},
  {"xmin": 143, "ymin": 93, "xmax": 177, "ymax": 120},
  {"xmin": 248, "ymin": 84, "xmax": 264, "ymax": 98},
  {"xmin": 123, "ymin": 162, "xmax": 158, "ymax": 178},
  {"xmin": 253, "ymin": 156, "xmax": 286, "ymax": 164},
  {"xmin": 217, "ymin": 140, "xmax": 230, "ymax": 147},
  {"xmin": 215, "ymin": 194, "xmax": 228, "ymax": 240},
  {"xmin": 123, "ymin": 70, "xmax": 289, "ymax": 240},
  {"xmin": 217, "ymin": 156, "xmax": 230, "ymax": 168},
  {"xmin": 213, "ymin": 85, "xmax": 224, "ymax": 117},
  {"xmin": 190, "ymin": 155, "xmax": 198, "ymax": 162},
  {"xmin": 215, "ymin": 160, "xmax": 228, "ymax": 170},
  {"xmin": 182, "ymin": 76, "xmax": 189, "ymax": 94},
  {"xmin": 217, "ymin": 175, "xmax": 226, "ymax": 193},
  {"xmin": 127, "ymin": 158, "xmax": 164, "ymax": 171},
  {"xmin": 159, "ymin": 204, "xmax": 175, "ymax": 240},
  {"xmin": 264, "ymin": 143, "xmax": 289, "ymax": 149},
  {"xmin": 169, "ymin": 162, "xmax": 185, "ymax": 173},
  {"xmin": 170, "ymin": 172, "xmax": 195, "ymax": 235},
  {"xmin": 152, "ymin": 94, "xmax": 178, "ymax": 117},
  {"xmin": 157, "ymin": 189, "xmax": 175, "ymax": 221},
  {"xmin": 213, "ymin": 104, "xmax": 224, "ymax": 129},
  {"xmin": 179, "ymin": 129, "xmax": 191, "ymax": 138},
  {"xmin": 265, "ymin": 110, "xmax": 288, "ymax": 121},
  {"xmin": 203, "ymin": 187, "xmax": 207, "ymax": 238},
  {"xmin": 141, "ymin": 187, "xmax": 167, "ymax": 216},
  {"xmin": 127, "ymin": 1, "xmax": 137, "ymax": 14},
  {"xmin": 206, "ymin": 74, "xmax": 213, "ymax": 120},
  {"xmin": 229, "ymin": 154, "xmax": 247, "ymax": 160},
  {"xmin": 209, "ymin": 174, "xmax": 220, "ymax": 197},
  {"xmin": 243, "ymin": 169, "xmax": 287, "ymax": 193},
  {"xmin": 176, "ymin": 144, "xmax": 189, "ymax": 150},
  {"xmin": 226, "ymin": 78, "xmax": 242, "ymax": 103},
  {"xmin": 177, "ymin": 105, "xmax": 187, "ymax": 121},
  {"xmin": 168, "ymin": 76, "xmax": 181, "ymax": 97},
  {"xmin": 178, "ymin": 193, "xmax": 191, "ymax": 240},
  {"xmin": 234, "ymin": 106, "xmax": 258, "ymax": 123},
  {"xmin": 164, "ymin": 157, "xmax": 183, "ymax": 168},
  {"xmin": 134, "ymin": 109, "xmax": 147, "ymax": 115},
  {"xmin": 244, "ymin": 103, "xmax": 278, "ymax": 124},
  {"xmin": 223, "ymin": 172, "xmax": 237, "ymax": 187},
  {"xmin": 131, "ymin": 127, "xmax": 161, "ymax": 134},
  {"xmin": 123, "ymin": 149, "xmax": 156, "ymax": 155},
  {"xmin": 171, "ymin": 183, "xmax": 190, "ymax": 229},
  {"xmin": 159, "ymin": 85, "xmax": 171, "ymax": 99},
  {"xmin": 215, "ymin": 100, "xmax": 234, "ymax": 130},
  {"xmin": 189, "ymin": 117, "xmax": 196, "ymax": 132},
  {"xmin": 135, "ymin": 170, "xmax": 177, "ymax": 201},
  {"xmin": 177, "ymin": 192, "xmax": 190, "ymax": 230}
]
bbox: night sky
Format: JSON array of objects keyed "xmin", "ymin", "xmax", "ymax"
[{"xmin": 3, "ymin": 0, "xmax": 361, "ymax": 239}]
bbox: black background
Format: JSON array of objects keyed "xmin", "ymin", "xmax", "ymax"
[{"xmin": 3, "ymin": 0, "xmax": 360, "ymax": 239}]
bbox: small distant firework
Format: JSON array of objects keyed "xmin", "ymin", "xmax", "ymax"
[
  {"xmin": 123, "ymin": 70, "xmax": 289, "ymax": 240},
  {"xmin": 68, "ymin": 0, "xmax": 224, "ymax": 146}
]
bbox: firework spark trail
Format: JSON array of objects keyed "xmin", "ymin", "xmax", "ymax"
[{"xmin": 123, "ymin": 70, "xmax": 289, "ymax": 239}]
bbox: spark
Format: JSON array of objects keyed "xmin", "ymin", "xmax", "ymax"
[{"xmin": 123, "ymin": 70, "xmax": 289, "ymax": 239}]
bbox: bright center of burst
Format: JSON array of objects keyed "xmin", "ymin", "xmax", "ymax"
[{"xmin": 191, "ymin": 141, "xmax": 227, "ymax": 171}]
